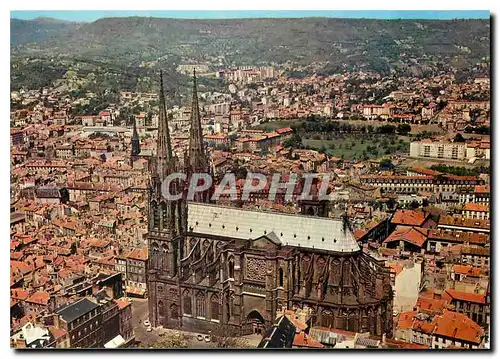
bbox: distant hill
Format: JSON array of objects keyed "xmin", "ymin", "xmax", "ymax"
[
  {"xmin": 11, "ymin": 17, "xmax": 490, "ymax": 72},
  {"xmin": 10, "ymin": 18, "xmax": 82, "ymax": 46}
]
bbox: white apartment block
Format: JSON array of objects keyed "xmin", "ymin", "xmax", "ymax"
[{"xmin": 410, "ymin": 140, "xmax": 467, "ymax": 160}]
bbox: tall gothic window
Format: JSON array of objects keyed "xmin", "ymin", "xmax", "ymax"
[
  {"xmin": 321, "ymin": 310, "xmax": 333, "ymax": 328},
  {"xmin": 337, "ymin": 310, "xmax": 347, "ymax": 330},
  {"xmin": 161, "ymin": 202, "xmax": 168, "ymax": 230},
  {"xmin": 211, "ymin": 294, "xmax": 220, "ymax": 321},
  {"xmin": 151, "ymin": 243, "xmax": 159, "ymax": 269},
  {"xmin": 228, "ymin": 257, "xmax": 235, "ymax": 279},
  {"xmin": 170, "ymin": 304, "xmax": 178, "ymax": 320},
  {"xmin": 161, "ymin": 244, "xmax": 168, "ymax": 271},
  {"xmin": 158, "ymin": 300, "xmax": 165, "ymax": 318},
  {"xmin": 279, "ymin": 267, "xmax": 284, "ymax": 287},
  {"xmin": 183, "ymin": 290, "xmax": 192, "ymax": 315},
  {"xmin": 152, "ymin": 201, "xmax": 160, "ymax": 229},
  {"xmin": 196, "ymin": 292, "xmax": 206, "ymax": 318},
  {"xmin": 343, "ymin": 260, "xmax": 351, "ymax": 286}
]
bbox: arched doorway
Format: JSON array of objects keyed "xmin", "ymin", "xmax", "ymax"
[{"xmin": 246, "ymin": 310, "xmax": 265, "ymax": 335}]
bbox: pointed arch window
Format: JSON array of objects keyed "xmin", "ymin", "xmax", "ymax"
[
  {"xmin": 211, "ymin": 294, "xmax": 220, "ymax": 321},
  {"xmin": 321, "ymin": 309, "xmax": 333, "ymax": 328},
  {"xmin": 161, "ymin": 244, "xmax": 168, "ymax": 271},
  {"xmin": 196, "ymin": 291, "xmax": 206, "ymax": 318},
  {"xmin": 183, "ymin": 290, "xmax": 192, "ymax": 315},
  {"xmin": 158, "ymin": 300, "xmax": 165, "ymax": 318},
  {"xmin": 161, "ymin": 202, "xmax": 169, "ymax": 230},
  {"xmin": 151, "ymin": 242, "xmax": 159, "ymax": 268},
  {"xmin": 152, "ymin": 201, "xmax": 160, "ymax": 229},
  {"xmin": 170, "ymin": 304, "xmax": 178, "ymax": 320}
]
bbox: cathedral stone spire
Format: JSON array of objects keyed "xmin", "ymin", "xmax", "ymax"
[
  {"xmin": 155, "ymin": 70, "xmax": 174, "ymax": 180},
  {"xmin": 187, "ymin": 69, "xmax": 209, "ymax": 173},
  {"xmin": 130, "ymin": 115, "xmax": 140, "ymax": 163}
]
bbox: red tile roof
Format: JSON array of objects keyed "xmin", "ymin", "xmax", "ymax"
[
  {"xmin": 452, "ymin": 265, "xmax": 483, "ymax": 277},
  {"xmin": 383, "ymin": 226, "xmax": 428, "ymax": 248},
  {"xmin": 412, "ymin": 319, "xmax": 435, "ymax": 334},
  {"xmin": 26, "ymin": 291, "xmax": 50, "ymax": 305},
  {"xmin": 443, "ymin": 289, "xmax": 486, "ymax": 305},
  {"xmin": 438, "ymin": 216, "xmax": 490, "ymax": 230},
  {"xmin": 391, "ymin": 209, "xmax": 428, "ymax": 227},
  {"xmin": 397, "ymin": 311, "xmax": 416, "ymax": 329},
  {"xmin": 462, "ymin": 202, "xmax": 489, "ymax": 212},
  {"xmin": 433, "ymin": 310, "xmax": 484, "ymax": 344},
  {"xmin": 416, "ymin": 296, "xmax": 448, "ymax": 314},
  {"xmin": 126, "ymin": 248, "xmax": 148, "ymax": 261},
  {"xmin": 427, "ymin": 229, "xmax": 488, "ymax": 245},
  {"xmin": 293, "ymin": 332, "xmax": 324, "ymax": 348},
  {"xmin": 115, "ymin": 298, "xmax": 132, "ymax": 310},
  {"xmin": 48, "ymin": 326, "xmax": 67, "ymax": 340},
  {"xmin": 11, "ymin": 288, "xmax": 30, "ymax": 301}
]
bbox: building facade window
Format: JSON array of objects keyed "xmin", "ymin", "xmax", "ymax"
[
  {"xmin": 170, "ymin": 304, "xmax": 178, "ymax": 320},
  {"xmin": 183, "ymin": 290, "xmax": 192, "ymax": 315},
  {"xmin": 196, "ymin": 292, "xmax": 206, "ymax": 318},
  {"xmin": 211, "ymin": 294, "xmax": 220, "ymax": 321}
]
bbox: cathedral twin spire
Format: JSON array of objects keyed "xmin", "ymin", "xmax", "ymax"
[
  {"xmin": 187, "ymin": 69, "xmax": 209, "ymax": 175},
  {"xmin": 153, "ymin": 69, "xmax": 209, "ymax": 184},
  {"xmin": 155, "ymin": 70, "xmax": 175, "ymax": 180}
]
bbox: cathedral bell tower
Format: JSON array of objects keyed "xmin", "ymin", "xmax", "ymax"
[
  {"xmin": 185, "ymin": 69, "xmax": 212, "ymax": 203},
  {"xmin": 148, "ymin": 70, "xmax": 186, "ymax": 281}
]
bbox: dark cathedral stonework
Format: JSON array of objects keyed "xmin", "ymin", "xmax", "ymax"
[{"xmin": 147, "ymin": 72, "xmax": 394, "ymax": 338}]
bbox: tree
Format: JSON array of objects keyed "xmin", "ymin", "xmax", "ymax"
[
  {"xmin": 282, "ymin": 133, "xmax": 302, "ymax": 149},
  {"xmin": 378, "ymin": 124, "xmax": 396, "ymax": 135},
  {"xmin": 379, "ymin": 158, "xmax": 393, "ymax": 170},
  {"xmin": 453, "ymin": 133, "xmax": 466, "ymax": 142},
  {"xmin": 397, "ymin": 123, "xmax": 411, "ymax": 135}
]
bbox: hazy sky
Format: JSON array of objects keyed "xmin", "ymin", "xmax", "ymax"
[{"xmin": 11, "ymin": 10, "xmax": 491, "ymax": 22}]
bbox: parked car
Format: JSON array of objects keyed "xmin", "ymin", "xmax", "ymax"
[
  {"xmin": 147, "ymin": 327, "xmax": 153, "ymax": 332},
  {"xmin": 197, "ymin": 334, "xmax": 203, "ymax": 341},
  {"xmin": 143, "ymin": 320, "xmax": 151, "ymax": 326},
  {"xmin": 204, "ymin": 335, "xmax": 211, "ymax": 342}
]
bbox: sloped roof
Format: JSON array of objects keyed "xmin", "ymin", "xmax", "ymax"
[
  {"xmin": 443, "ymin": 289, "xmax": 486, "ymax": 305},
  {"xmin": 188, "ymin": 203, "xmax": 359, "ymax": 253},
  {"xmin": 433, "ymin": 310, "xmax": 484, "ymax": 344},
  {"xmin": 56, "ymin": 298, "xmax": 99, "ymax": 323},
  {"xmin": 391, "ymin": 209, "xmax": 428, "ymax": 226},
  {"xmin": 383, "ymin": 226, "xmax": 428, "ymax": 248}
]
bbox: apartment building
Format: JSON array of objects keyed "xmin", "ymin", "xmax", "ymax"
[{"xmin": 410, "ymin": 140, "xmax": 467, "ymax": 160}]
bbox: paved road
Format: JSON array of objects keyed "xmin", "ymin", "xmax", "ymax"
[{"xmin": 131, "ymin": 298, "xmax": 159, "ymax": 346}]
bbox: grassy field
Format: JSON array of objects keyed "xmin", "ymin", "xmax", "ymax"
[{"xmin": 303, "ymin": 134, "xmax": 409, "ymax": 160}]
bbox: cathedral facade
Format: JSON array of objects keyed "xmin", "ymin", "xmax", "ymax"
[{"xmin": 146, "ymin": 72, "xmax": 394, "ymax": 337}]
